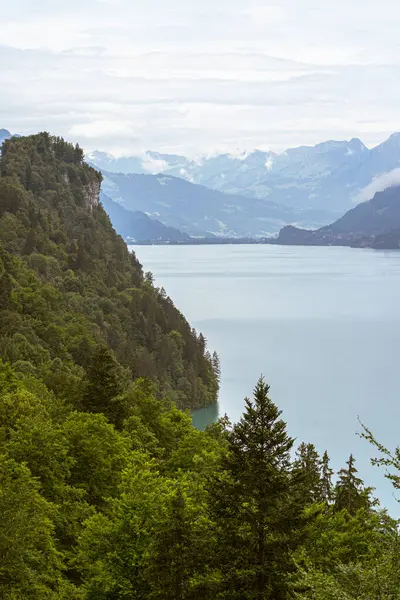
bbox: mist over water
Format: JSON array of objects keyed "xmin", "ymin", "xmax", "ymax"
[{"xmin": 130, "ymin": 244, "xmax": 400, "ymax": 515}]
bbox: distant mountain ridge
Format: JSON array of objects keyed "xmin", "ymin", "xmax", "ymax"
[
  {"xmin": 99, "ymin": 169, "xmax": 330, "ymax": 238},
  {"xmin": 276, "ymin": 184, "xmax": 400, "ymax": 249},
  {"xmin": 7, "ymin": 127, "xmax": 400, "ymax": 237},
  {"xmin": 87, "ymin": 133, "xmax": 400, "ymax": 215}
]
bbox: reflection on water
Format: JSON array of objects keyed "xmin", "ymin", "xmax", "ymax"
[{"xmin": 192, "ymin": 402, "xmax": 220, "ymax": 431}]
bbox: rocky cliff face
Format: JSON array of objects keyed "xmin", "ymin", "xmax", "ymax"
[{"xmin": 84, "ymin": 180, "xmax": 100, "ymax": 211}]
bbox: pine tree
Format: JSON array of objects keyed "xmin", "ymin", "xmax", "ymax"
[
  {"xmin": 198, "ymin": 333, "xmax": 206, "ymax": 354},
  {"xmin": 334, "ymin": 454, "xmax": 372, "ymax": 515},
  {"xmin": 293, "ymin": 442, "xmax": 322, "ymax": 505},
  {"xmin": 74, "ymin": 143, "xmax": 84, "ymax": 165},
  {"xmin": 212, "ymin": 351, "xmax": 221, "ymax": 384},
  {"xmin": 209, "ymin": 377, "xmax": 303, "ymax": 600},
  {"xmin": 320, "ymin": 450, "xmax": 334, "ymax": 504},
  {"xmin": 82, "ymin": 345, "xmax": 124, "ymax": 419}
]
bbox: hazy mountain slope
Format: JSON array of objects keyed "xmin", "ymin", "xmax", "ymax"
[
  {"xmin": 326, "ymin": 185, "xmax": 400, "ymax": 235},
  {"xmin": 100, "ymin": 170, "xmax": 330, "ymax": 237},
  {"xmin": 100, "ymin": 192, "xmax": 190, "ymax": 242},
  {"xmin": 276, "ymin": 184, "xmax": 400, "ymax": 247}
]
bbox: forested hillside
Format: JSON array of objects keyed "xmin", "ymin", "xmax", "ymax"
[
  {"xmin": 0, "ymin": 133, "xmax": 399, "ymax": 599},
  {"xmin": 0, "ymin": 133, "xmax": 219, "ymax": 410}
]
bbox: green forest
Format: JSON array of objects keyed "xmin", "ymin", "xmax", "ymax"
[
  {"xmin": 0, "ymin": 133, "xmax": 219, "ymax": 412},
  {"xmin": 0, "ymin": 134, "xmax": 399, "ymax": 599}
]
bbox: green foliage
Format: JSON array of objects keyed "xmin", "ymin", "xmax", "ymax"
[
  {"xmin": 320, "ymin": 450, "xmax": 334, "ymax": 503},
  {"xmin": 361, "ymin": 422, "xmax": 400, "ymax": 494},
  {"xmin": 0, "ymin": 357, "xmax": 17, "ymax": 394},
  {"xmin": 62, "ymin": 411, "xmax": 131, "ymax": 507},
  {"xmin": 0, "ymin": 133, "xmax": 219, "ymax": 410},
  {"xmin": 295, "ymin": 537, "xmax": 400, "ymax": 600},
  {"xmin": 298, "ymin": 507, "xmax": 383, "ymax": 571},
  {"xmin": 0, "ymin": 360, "xmax": 398, "ymax": 599},
  {"xmin": 334, "ymin": 454, "xmax": 374, "ymax": 515},
  {"xmin": 293, "ymin": 442, "xmax": 324, "ymax": 505},
  {"xmin": 81, "ymin": 344, "xmax": 126, "ymax": 423},
  {"xmin": 0, "ymin": 454, "xmax": 62, "ymax": 599}
]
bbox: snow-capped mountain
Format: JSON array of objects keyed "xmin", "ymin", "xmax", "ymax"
[
  {"xmin": 88, "ymin": 134, "xmax": 400, "ymax": 217},
  {"xmin": 85, "ymin": 151, "xmax": 147, "ymax": 175}
]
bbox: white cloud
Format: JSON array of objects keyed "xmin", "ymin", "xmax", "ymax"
[
  {"xmin": 69, "ymin": 120, "xmax": 132, "ymax": 138},
  {"xmin": 142, "ymin": 155, "xmax": 169, "ymax": 174},
  {"xmin": 2, "ymin": 0, "xmax": 400, "ymax": 154},
  {"xmin": 355, "ymin": 168, "xmax": 400, "ymax": 203}
]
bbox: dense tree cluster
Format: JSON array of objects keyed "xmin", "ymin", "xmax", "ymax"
[
  {"xmin": 0, "ymin": 133, "xmax": 219, "ymax": 410},
  {"xmin": 0, "ymin": 134, "xmax": 399, "ymax": 599},
  {"xmin": 1, "ymin": 361, "xmax": 399, "ymax": 599}
]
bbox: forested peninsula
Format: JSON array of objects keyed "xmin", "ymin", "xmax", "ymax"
[{"xmin": 0, "ymin": 134, "xmax": 399, "ymax": 599}]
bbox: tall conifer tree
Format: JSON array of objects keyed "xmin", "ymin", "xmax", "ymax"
[
  {"xmin": 209, "ymin": 377, "xmax": 304, "ymax": 599},
  {"xmin": 293, "ymin": 442, "xmax": 322, "ymax": 505},
  {"xmin": 320, "ymin": 450, "xmax": 334, "ymax": 504},
  {"xmin": 82, "ymin": 345, "xmax": 124, "ymax": 418},
  {"xmin": 334, "ymin": 454, "xmax": 372, "ymax": 515}
]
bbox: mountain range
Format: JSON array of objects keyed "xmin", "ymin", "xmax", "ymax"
[
  {"xmin": 87, "ymin": 133, "xmax": 400, "ymax": 218},
  {"xmin": 5, "ymin": 127, "xmax": 400, "ymax": 239}
]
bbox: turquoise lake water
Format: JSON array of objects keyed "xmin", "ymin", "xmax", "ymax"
[{"xmin": 130, "ymin": 244, "xmax": 400, "ymax": 514}]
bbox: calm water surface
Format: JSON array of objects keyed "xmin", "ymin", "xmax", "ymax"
[{"xmin": 130, "ymin": 244, "xmax": 400, "ymax": 513}]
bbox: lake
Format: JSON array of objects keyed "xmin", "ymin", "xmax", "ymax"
[{"xmin": 130, "ymin": 244, "xmax": 400, "ymax": 514}]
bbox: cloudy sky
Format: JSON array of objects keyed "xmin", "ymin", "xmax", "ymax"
[{"xmin": 1, "ymin": 0, "xmax": 400, "ymax": 156}]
